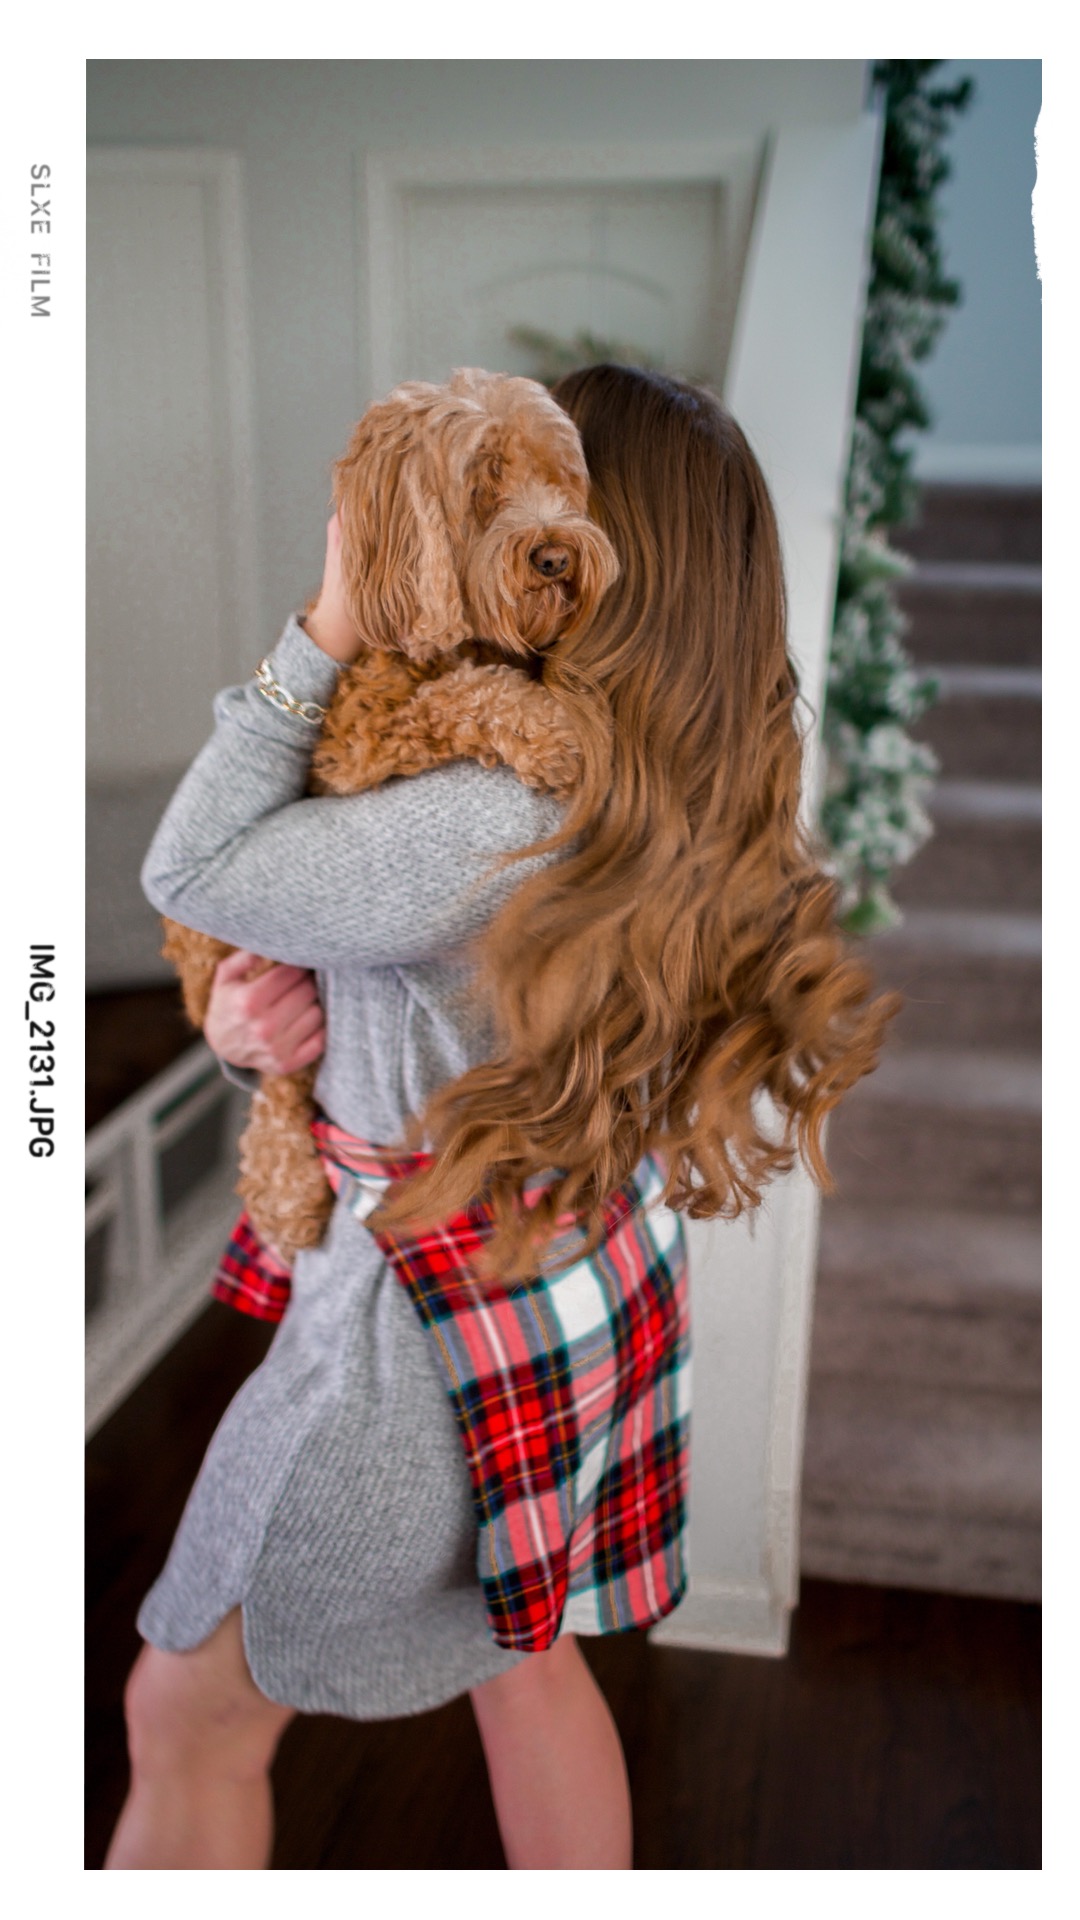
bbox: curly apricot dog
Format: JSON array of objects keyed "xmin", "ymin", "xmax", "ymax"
[{"xmin": 162, "ymin": 368, "xmax": 618, "ymax": 1259}]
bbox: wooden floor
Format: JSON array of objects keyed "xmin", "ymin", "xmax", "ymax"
[
  {"xmin": 86, "ymin": 1301, "xmax": 1041, "ymax": 1870},
  {"xmin": 85, "ymin": 983, "xmax": 193, "ymax": 1132}
]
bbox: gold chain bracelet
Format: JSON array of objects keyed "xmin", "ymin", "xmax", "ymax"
[{"xmin": 254, "ymin": 657, "xmax": 328, "ymax": 726}]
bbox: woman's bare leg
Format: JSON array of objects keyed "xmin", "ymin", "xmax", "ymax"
[
  {"xmin": 470, "ymin": 1633, "xmax": 632, "ymax": 1869},
  {"xmin": 104, "ymin": 1608, "xmax": 295, "ymax": 1869}
]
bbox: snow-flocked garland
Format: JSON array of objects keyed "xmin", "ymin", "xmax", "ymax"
[{"xmin": 823, "ymin": 60, "xmax": 972, "ymax": 935}]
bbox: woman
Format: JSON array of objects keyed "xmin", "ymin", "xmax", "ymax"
[{"xmin": 105, "ymin": 365, "xmax": 892, "ymax": 1870}]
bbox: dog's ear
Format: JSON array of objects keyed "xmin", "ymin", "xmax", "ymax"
[{"xmin": 333, "ymin": 408, "xmax": 469, "ymax": 660}]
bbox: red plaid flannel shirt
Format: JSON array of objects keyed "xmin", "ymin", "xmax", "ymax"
[{"xmin": 212, "ymin": 1119, "xmax": 690, "ymax": 1651}]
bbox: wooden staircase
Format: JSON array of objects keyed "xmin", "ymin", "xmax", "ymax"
[{"xmin": 800, "ymin": 484, "xmax": 1042, "ymax": 1603}]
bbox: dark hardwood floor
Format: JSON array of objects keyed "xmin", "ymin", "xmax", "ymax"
[
  {"xmin": 86, "ymin": 1300, "xmax": 1041, "ymax": 1871},
  {"xmin": 86, "ymin": 983, "xmax": 194, "ymax": 1132}
]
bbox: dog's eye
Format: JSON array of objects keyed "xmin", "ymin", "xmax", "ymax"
[
  {"xmin": 472, "ymin": 477, "xmax": 503, "ymax": 527},
  {"xmin": 466, "ymin": 435, "xmax": 508, "ymax": 529}
]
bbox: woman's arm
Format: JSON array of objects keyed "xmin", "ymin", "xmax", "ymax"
[
  {"xmin": 143, "ymin": 712, "xmax": 562, "ymax": 971},
  {"xmin": 141, "ymin": 527, "xmax": 564, "ymax": 972}
]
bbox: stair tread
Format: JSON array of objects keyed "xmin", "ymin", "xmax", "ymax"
[
  {"xmin": 885, "ymin": 986, "xmax": 1039, "ymax": 1058},
  {"xmin": 801, "ymin": 1375, "xmax": 1041, "ymax": 1518},
  {"xmin": 930, "ymin": 665, "xmax": 1041, "ymax": 698},
  {"xmin": 874, "ymin": 908, "xmax": 1041, "ymax": 959},
  {"xmin": 893, "ymin": 816, "xmax": 1040, "ymax": 914},
  {"xmin": 906, "ymin": 561, "xmax": 1041, "ymax": 592},
  {"xmin": 929, "ymin": 779, "xmax": 1041, "ymax": 823},
  {"xmin": 817, "ymin": 1201, "xmax": 1041, "ymax": 1302},
  {"xmin": 799, "ymin": 1509, "xmax": 1041, "ymax": 1604},
  {"xmin": 899, "ymin": 485, "xmax": 1041, "ymax": 567},
  {"xmin": 896, "ymin": 571, "xmax": 1041, "ymax": 668},
  {"xmin": 854, "ymin": 1045, "xmax": 1040, "ymax": 1114}
]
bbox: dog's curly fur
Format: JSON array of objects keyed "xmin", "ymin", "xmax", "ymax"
[{"xmin": 161, "ymin": 368, "xmax": 619, "ymax": 1259}]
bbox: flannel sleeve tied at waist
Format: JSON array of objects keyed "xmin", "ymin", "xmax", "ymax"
[{"xmin": 212, "ymin": 1116, "xmax": 691, "ymax": 1652}]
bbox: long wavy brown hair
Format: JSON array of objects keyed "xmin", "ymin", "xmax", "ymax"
[{"xmin": 375, "ymin": 363, "xmax": 898, "ymax": 1278}]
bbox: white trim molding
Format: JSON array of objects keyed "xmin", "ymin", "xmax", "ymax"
[
  {"xmin": 649, "ymin": 1162, "xmax": 823, "ymax": 1661},
  {"xmin": 650, "ymin": 1576, "xmax": 791, "ymax": 1659},
  {"xmin": 356, "ymin": 137, "xmax": 767, "ymax": 405},
  {"xmin": 911, "ymin": 441, "xmax": 1042, "ymax": 485},
  {"xmin": 724, "ymin": 111, "xmax": 886, "ymax": 754}
]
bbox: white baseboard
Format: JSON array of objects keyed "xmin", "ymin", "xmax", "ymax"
[
  {"xmin": 648, "ymin": 1575, "xmax": 791, "ymax": 1658},
  {"xmin": 911, "ymin": 442, "xmax": 1042, "ymax": 486}
]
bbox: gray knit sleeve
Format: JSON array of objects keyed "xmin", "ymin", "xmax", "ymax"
[{"xmin": 141, "ymin": 617, "xmax": 565, "ymax": 971}]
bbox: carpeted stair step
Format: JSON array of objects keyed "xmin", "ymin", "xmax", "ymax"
[
  {"xmin": 827, "ymin": 1046, "xmax": 1040, "ymax": 1215},
  {"xmin": 892, "ymin": 781, "xmax": 1041, "ymax": 914},
  {"xmin": 914, "ymin": 666, "xmax": 1041, "ymax": 783},
  {"xmin": 899, "ymin": 484, "xmax": 1041, "ymax": 565},
  {"xmin": 868, "ymin": 910, "xmax": 1041, "ymax": 1051},
  {"xmin": 799, "ymin": 1374, "xmax": 1041, "ymax": 1602},
  {"xmin": 897, "ymin": 568, "xmax": 1041, "ymax": 668},
  {"xmin": 809, "ymin": 1201, "xmax": 1040, "ymax": 1394}
]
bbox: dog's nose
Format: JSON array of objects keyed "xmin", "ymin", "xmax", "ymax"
[{"xmin": 529, "ymin": 543, "xmax": 571, "ymax": 580}]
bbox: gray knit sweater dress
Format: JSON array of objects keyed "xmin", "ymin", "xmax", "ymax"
[{"xmin": 137, "ymin": 615, "xmax": 567, "ymax": 1718}]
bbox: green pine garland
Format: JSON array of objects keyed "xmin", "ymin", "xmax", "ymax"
[{"xmin": 823, "ymin": 60, "xmax": 973, "ymax": 934}]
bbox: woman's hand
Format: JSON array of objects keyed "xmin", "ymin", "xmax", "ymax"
[
  {"xmin": 205, "ymin": 948, "xmax": 327, "ymax": 1075},
  {"xmin": 302, "ymin": 510, "xmax": 364, "ymax": 665}
]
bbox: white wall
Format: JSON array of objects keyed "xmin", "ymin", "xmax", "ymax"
[{"xmin": 912, "ymin": 59, "xmax": 1042, "ymax": 484}]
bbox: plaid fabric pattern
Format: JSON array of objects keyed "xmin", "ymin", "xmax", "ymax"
[
  {"xmin": 211, "ymin": 1211, "xmax": 293, "ymax": 1322},
  {"xmin": 212, "ymin": 1118, "xmax": 691, "ymax": 1651}
]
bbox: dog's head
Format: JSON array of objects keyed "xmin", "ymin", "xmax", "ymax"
[{"xmin": 332, "ymin": 367, "xmax": 618, "ymax": 663}]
